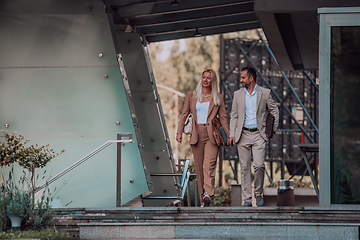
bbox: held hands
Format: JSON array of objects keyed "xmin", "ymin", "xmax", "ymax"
[
  {"xmin": 178, "ymin": 133, "xmax": 235, "ymax": 145},
  {"xmin": 228, "ymin": 136, "xmax": 235, "ymax": 146},
  {"xmin": 176, "ymin": 133, "xmax": 182, "ymax": 143}
]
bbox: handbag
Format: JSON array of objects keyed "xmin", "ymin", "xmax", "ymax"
[
  {"xmin": 183, "ymin": 113, "xmax": 193, "ymax": 135},
  {"xmin": 265, "ymin": 113, "xmax": 275, "ymax": 138},
  {"xmin": 211, "ymin": 116, "xmax": 227, "ymax": 146}
]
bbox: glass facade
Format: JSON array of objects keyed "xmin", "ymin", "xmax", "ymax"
[{"xmin": 330, "ymin": 26, "xmax": 360, "ymax": 204}]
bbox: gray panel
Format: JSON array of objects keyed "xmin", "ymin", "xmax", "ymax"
[
  {"xmin": 142, "ymin": 150, "xmax": 173, "ymax": 173},
  {"xmin": 132, "ymin": 92, "xmax": 168, "ymax": 150},
  {"xmin": 0, "ymin": 68, "xmax": 131, "ymax": 135},
  {"xmin": 112, "ymin": 33, "xmax": 177, "ymax": 205},
  {"xmin": 0, "ymin": 0, "xmax": 117, "ymax": 68},
  {"xmin": 0, "ymin": 67, "xmax": 149, "ymax": 207},
  {"xmin": 113, "ymin": 34, "xmax": 154, "ymax": 92},
  {"xmin": 147, "ymin": 177, "xmax": 178, "ymax": 195},
  {"xmin": 141, "ymin": 150, "xmax": 178, "ymax": 203}
]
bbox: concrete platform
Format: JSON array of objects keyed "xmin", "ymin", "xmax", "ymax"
[
  {"xmin": 52, "ymin": 206, "xmax": 360, "ymax": 239},
  {"xmin": 231, "ymin": 186, "xmax": 319, "ymax": 207},
  {"xmin": 263, "ymin": 187, "xmax": 319, "ymax": 207}
]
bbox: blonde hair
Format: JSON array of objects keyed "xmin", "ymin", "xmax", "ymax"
[{"xmin": 195, "ymin": 69, "xmax": 221, "ymax": 106}]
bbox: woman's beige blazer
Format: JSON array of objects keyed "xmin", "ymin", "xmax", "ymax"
[{"xmin": 177, "ymin": 91, "xmax": 230, "ymax": 145}]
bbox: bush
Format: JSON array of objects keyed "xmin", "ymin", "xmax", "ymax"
[
  {"xmin": 212, "ymin": 187, "xmax": 231, "ymax": 206},
  {"xmin": 29, "ymin": 188, "xmax": 53, "ymax": 230},
  {"xmin": 0, "ymin": 131, "xmax": 64, "ymax": 231},
  {"xmin": 0, "ymin": 168, "xmax": 55, "ymax": 231},
  {"xmin": 0, "ymin": 229, "xmax": 74, "ymax": 239},
  {"xmin": 0, "ymin": 191, "xmax": 10, "ymax": 231},
  {"xmin": 5, "ymin": 171, "xmax": 33, "ymax": 225}
]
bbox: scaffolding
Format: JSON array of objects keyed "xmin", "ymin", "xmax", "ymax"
[{"xmin": 218, "ymin": 31, "xmax": 319, "ymax": 187}]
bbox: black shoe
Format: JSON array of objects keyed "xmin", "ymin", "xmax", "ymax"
[
  {"xmin": 242, "ymin": 201, "xmax": 252, "ymax": 207},
  {"xmin": 203, "ymin": 194, "xmax": 211, "ymax": 207},
  {"xmin": 256, "ymin": 196, "xmax": 264, "ymax": 207}
]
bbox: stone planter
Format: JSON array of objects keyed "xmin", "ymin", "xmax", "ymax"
[{"xmin": 7, "ymin": 214, "xmax": 23, "ymax": 231}]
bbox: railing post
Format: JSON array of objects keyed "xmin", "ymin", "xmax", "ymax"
[
  {"xmin": 187, "ymin": 181, "xmax": 190, "ymax": 207},
  {"xmin": 117, "ymin": 133, "xmax": 133, "ymax": 207},
  {"xmin": 117, "ymin": 133, "xmax": 122, "ymax": 207},
  {"xmin": 195, "ymin": 179, "xmax": 198, "ymax": 207}
]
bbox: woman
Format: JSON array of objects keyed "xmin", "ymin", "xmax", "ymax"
[{"xmin": 176, "ymin": 69, "xmax": 229, "ymax": 207}]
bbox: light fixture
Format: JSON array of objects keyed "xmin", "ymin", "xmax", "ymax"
[
  {"xmin": 171, "ymin": 0, "xmax": 178, "ymax": 6},
  {"xmin": 194, "ymin": 28, "xmax": 202, "ymax": 37}
]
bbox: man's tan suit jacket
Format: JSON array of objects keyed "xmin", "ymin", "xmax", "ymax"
[{"xmin": 230, "ymin": 85, "xmax": 279, "ymax": 142}]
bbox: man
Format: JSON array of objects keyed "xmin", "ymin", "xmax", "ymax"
[{"xmin": 228, "ymin": 66, "xmax": 279, "ymax": 207}]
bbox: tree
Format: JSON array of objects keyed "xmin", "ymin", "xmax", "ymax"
[
  {"xmin": 149, "ymin": 36, "xmax": 221, "ymax": 164},
  {"xmin": 148, "ymin": 30, "xmax": 260, "ymax": 169},
  {"xmin": 0, "ymin": 130, "xmax": 64, "ymax": 191}
]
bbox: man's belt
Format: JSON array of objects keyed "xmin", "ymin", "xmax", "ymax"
[{"xmin": 243, "ymin": 127, "xmax": 258, "ymax": 132}]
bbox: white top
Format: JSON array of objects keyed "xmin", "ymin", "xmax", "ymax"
[{"xmin": 196, "ymin": 101, "xmax": 210, "ymax": 124}]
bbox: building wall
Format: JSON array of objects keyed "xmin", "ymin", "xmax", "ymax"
[{"xmin": 0, "ymin": 0, "xmax": 149, "ymax": 207}]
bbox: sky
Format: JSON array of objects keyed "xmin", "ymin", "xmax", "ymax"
[{"xmin": 155, "ymin": 39, "xmax": 187, "ymax": 61}]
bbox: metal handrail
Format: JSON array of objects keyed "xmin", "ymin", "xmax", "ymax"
[
  {"xmin": 256, "ymin": 30, "xmax": 319, "ymax": 135},
  {"xmin": 34, "ymin": 138, "xmax": 133, "ymax": 193},
  {"xmin": 303, "ymin": 71, "xmax": 319, "ymax": 92}
]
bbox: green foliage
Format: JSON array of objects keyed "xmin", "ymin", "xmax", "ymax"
[
  {"xmin": 0, "ymin": 191, "xmax": 9, "ymax": 231},
  {"xmin": 29, "ymin": 188, "xmax": 54, "ymax": 230},
  {"xmin": 0, "ymin": 131, "xmax": 29, "ymax": 166},
  {"xmin": 0, "ymin": 130, "xmax": 64, "ymax": 231},
  {"xmin": 0, "ymin": 228, "xmax": 74, "ymax": 239},
  {"xmin": 0, "ymin": 169, "xmax": 55, "ymax": 231},
  {"xmin": 6, "ymin": 184, "xmax": 32, "ymax": 220},
  {"xmin": 0, "ymin": 130, "xmax": 65, "ymax": 171},
  {"xmin": 0, "ymin": 169, "xmax": 32, "ymax": 231},
  {"xmin": 212, "ymin": 187, "xmax": 231, "ymax": 207}
]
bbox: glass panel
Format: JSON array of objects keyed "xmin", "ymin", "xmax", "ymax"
[{"xmin": 331, "ymin": 26, "xmax": 360, "ymax": 204}]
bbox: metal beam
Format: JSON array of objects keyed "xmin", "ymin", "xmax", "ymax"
[
  {"xmin": 129, "ymin": 3, "xmax": 255, "ymax": 26},
  {"xmin": 137, "ymin": 12, "xmax": 257, "ymax": 35},
  {"xmin": 303, "ymin": 70, "xmax": 319, "ymax": 92},
  {"xmin": 114, "ymin": 0, "xmax": 254, "ymax": 18},
  {"xmin": 239, "ymin": 46, "xmax": 316, "ymax": 144},
  {"xmin": 144, "ymin": 22, "xmax": 260, "ymax": 42},
  {"xmin": 257, "ymin": 30, "xmax": 319, "ymax": 135}
]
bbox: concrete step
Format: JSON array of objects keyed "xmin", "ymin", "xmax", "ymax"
[{"xmin": 52, "ymin": 207, "xmax": 360, "ymax": 239}]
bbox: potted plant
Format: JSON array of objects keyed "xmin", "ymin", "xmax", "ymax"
[
  {"xmin": 0, "ymin": 130, "xmax": 64, "ymax": 231},
  {"xmin": 2, "ymin": 168, "xmax": 32, "ymax": 231}
]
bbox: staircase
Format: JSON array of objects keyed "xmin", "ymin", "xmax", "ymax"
[{"xmin": 53, "ymin": 207, "xmax": 360, "ymax": 239}]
